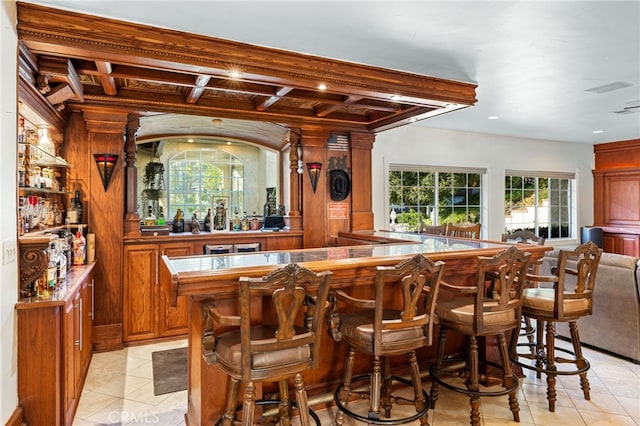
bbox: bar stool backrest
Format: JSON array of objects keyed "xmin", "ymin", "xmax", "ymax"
[{"xmin": 446, "ymin": 222, "xmax": 481, "ymax": 239}]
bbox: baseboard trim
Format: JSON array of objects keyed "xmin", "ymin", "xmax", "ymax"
[{"xmin": 4, "ymin": 405, "xmax": 24, "ymax": 426}]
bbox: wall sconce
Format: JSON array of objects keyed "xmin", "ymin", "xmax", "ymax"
[
  {"xmin": 94, "ymin": 153, "xmax": 119, "ymax": 191},
  {"xmin": 306, "ymin": 162, "xmax": 322, "ymax": 193}
]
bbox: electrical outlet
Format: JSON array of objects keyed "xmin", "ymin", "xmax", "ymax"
[{"xmin": 3, "ymin": 239, "xmax": 17, "ymax": 265}]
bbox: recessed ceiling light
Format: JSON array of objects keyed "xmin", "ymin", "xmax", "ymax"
[
  {"xmin": 318, "ymin": 83, "xmax": 327, "ymax": 91},
  {"xmin": 592, "ymin": 130, "xmax": 604, "ymax": 134},
  {"xmin": 228, "ymin": 70, "xmax": 242, "ymax": 79},
  {"xmin": 390, "ymin": 94, "xmax": 401, "ymax": 101},
  {"xmin": 226, "ymin": 141, "xmax": 232, "ymax": 145},
  {"xmin": 488, "ymin": 115, "xmax": 500, "ymax": 120},
  {"xmin": 408, "ymin": 117, "xmax": 417, "ymax": 123},
  {"xmin": 187, "ymin": 138, "xmax": 195, "ymax": 143},
  {"xmin": 211, "ymin": 118, "xmax": 223, "ymax": 125}
]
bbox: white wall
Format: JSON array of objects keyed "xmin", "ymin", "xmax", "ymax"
[
  {"xmin": 373, "ymin": 126, "xmax": 594, "ymax": 243},
  {"xmin": 1, "ymin": 0, "xmax": 19, "ymax": 421}
]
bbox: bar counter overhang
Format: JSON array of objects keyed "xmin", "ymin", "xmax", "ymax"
[{"xmin": 159, "ymin": 231, "xmax": 550, "ymax": 425}]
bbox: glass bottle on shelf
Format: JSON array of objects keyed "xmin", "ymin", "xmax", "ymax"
[
  {"xmin": 172, "ymin": 209, "xmax": 184, "ymax": 233},
  {"xmin": 157, "ymin": 206, "xmax": 166, "ymax": 225},
  {"xmin": 73, "ymin": 231, "xmax": 86, "ymax": 266},
  {"xmin": 46, "ymin": 243, "xmax": 57, "ymax": 295},
  {"xmin": 37, "ymin": 126, "xmax": 55, "ymax": 157},
  {"xmin": 67, "ymin": 197, "xmax": 79, "ymax": 224},
  {"xmin": 144, "ymin": 205, "xmax": 157, "ymax": 226},
  {"xmin": 74, "ymin": 191, "xmax": 83, "ymax": 224},
  {"xmin": 204, "ymin": 208, "xmax": 212, "ymax": 232}
]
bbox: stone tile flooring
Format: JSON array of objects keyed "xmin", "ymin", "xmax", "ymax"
[{"xmin": 74, "ymin": 338, "xmax": 639, "ymax": 425}]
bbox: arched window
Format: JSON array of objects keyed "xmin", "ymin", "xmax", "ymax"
[{"xmin": 168, "ymin": 148, "xmax": 244, "ymax": 222}]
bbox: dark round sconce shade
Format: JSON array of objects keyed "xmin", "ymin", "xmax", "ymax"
[{"xmin": 330, "ymin": 169, "xmax": 351, "ymax": 201}]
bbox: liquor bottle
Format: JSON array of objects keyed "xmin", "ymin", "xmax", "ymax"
[
  {"xmin": 74, "ymin": 191, "xmax": 83, "ymax": 224},
  {"xmin": 67, "ymin": 199, "xmax": 79, "ymax": 224},
  {"xmin": 157, "ymin": 206, "xmax": 166, "ymax": 225},
  {"xmin": 46, "ymin": 244, "xmax": 57, "ymax": 294},
  {"xmin": 73, "ymin": 231, "xmax": 86, "ymax": 266},
  {"xmin": 53, "ymin": 201, "xmax": 63, "ymax": 226},
  {"xmin": 172, "ymin": 209, "xmax": 184, "ymax": 233},
  {"xmin": 204, "ymin": 208, "xmax": 212, "ymax": 232},
  {"xmin": 144, "ymin": 205, "xmax": 157, "ymax": 226}
]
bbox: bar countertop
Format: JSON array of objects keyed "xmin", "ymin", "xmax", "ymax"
[{"xmin": 160, "ymin": 230, "xmax": 550, "ymax": 302}]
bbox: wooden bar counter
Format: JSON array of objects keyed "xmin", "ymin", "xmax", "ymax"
[{"xmin": 160, "ymin": 231, "xmax": 549, "ymax": 425}]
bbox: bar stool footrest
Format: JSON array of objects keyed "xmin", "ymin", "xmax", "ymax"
[
  {"xmin": 429, "ymin": 358, "xmax": 519, "ymax": 398},
  {"xmin": 334, "ymin": 373, "xmax": 430, "ymax": 425},
  {"xmin": 215, "ymin": 399, "xmax": 321, "ymax": 426},
  {"xmin": 511, "ymin": 343, "xmax": 591, "ymax": 376}
]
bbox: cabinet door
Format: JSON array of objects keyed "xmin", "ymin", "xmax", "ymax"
[
  {"xmin": 62, "ymin": 293, "xmax": 80, "ymax": 426},
  {"xmin": 123, "ymin": 245, "xmax": 157, "ymax": 342},
  {"xmin": 80, "ymin": 274, "xmax": 94, "ymax": 376},
  {"xmin": 619, "ymin": 234, "xmax": 640, "ymax": 256},
  {"xmin": 158, "ymin": 242, "xmax": 194, "ymax": 337}
]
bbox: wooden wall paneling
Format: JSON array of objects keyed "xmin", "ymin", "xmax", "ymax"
[
  {"xmin": 350, "ymin": 132, "xmax": 375, "ymax": 231},
  {"xmin": 123, "ymin": 244, "xmax": 157, "ymax": 342},
  {"xmin": 88, "ymin": 112, "xmax": 127, "ymax": 350},
  {"xmin": 301, "ymin": 128, "xmax": 330, "ymax": 248},
  {"xmin": 64, "ymin": 108, "xmax": 128, "ymax": 350},
  {"xmin": 601, "ymin": 169, "xmax": 640, "ymax": 226},
  {"xmin": 594, "ymin": 139, "xmax": 640, "ymax": 170},
  {"xmin": 326, "ymin": 146, "xmax": 352, "ymax": 246},
  {"xmin": 593, "ymin": 170, "xmax": 605, "ymax": 225}
]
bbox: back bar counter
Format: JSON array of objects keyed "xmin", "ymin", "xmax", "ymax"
[{"xmin": 160, "ymin": 231, "xmax": 550, "ymax": 425}]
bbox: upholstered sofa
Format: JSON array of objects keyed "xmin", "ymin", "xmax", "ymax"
[{"xmin": 538, "ymin": 249, "xmax": 640, "ymax": 363}]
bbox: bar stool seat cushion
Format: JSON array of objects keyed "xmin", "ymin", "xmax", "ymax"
[
  {"xmin": 523, "ymin": 288, "xmax": 591, "ymax": 315},
  {"xmin": 338, "ymin": 309, "xmax": 428, "ymax": 347},
  {"xmin": 436, "ymin": 298, "xmax": 518, "ymax": 335},
  {"xmin": 216, "ymin": 326, "xmax": 311, "ymax": 369}
]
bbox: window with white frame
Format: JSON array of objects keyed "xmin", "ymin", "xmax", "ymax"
[
  {"xmin": 504, "ymin": 171, "xmax": 575, "ymax": 240},
  {"xmin": 168, "ymin": 149, "xmax": 243, "ymax": 220},
  {"xmin": 388, "ymin": 165, "xmax": 484, "ymax": 232}
]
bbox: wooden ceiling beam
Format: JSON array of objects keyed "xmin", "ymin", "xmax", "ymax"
[
  {"xmin": 38, "ymin": 56, "xmax": 84, "ymax": 102},
  {"xmin": 95, "ymin": 61, "xmax": 118, "ymax": 95},
  {"xmin": 17, "ymin": 2, "xmax": 477, "ymax": 132},
  {"xmin": 17, "ymin": 3, "xmax": 477, "ymax": 105},
  {"xmin": 255, "ymin": 86, "xmax": 293, "ymax": 111},
  {"xmin": 185, "ymin": 75, "xmax": 211, "ymax": 104},
  {"xmin": 315, "ymin": 95, "xmax": 363, "ymax": 118}
]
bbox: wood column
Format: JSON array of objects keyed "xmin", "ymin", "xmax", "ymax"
[
  {"xmin": 124, "ymin": 117, "xmax": 141, "ymax": 236},
  {"xmin": 69, "ymin": 106, "xmax": 128, "ymax": 351},
  {"xmin": 350, "ymin": 131, "xmax": 375, "ymax": 231},
  {"xmin": 286, "ymin": 130, "xmax": 302, "ymax": 231},
  {"xmin": 300, "ymin": 127, "xmax": 330, "ymax": 248}
]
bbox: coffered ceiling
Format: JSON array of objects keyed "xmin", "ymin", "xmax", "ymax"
[
  {"xmin": 16, "ymin": 1, "xmax": 477, "ymax": 150},
  {"xmin": 17, "ymin": 0, "xmax": 640, "ymax": 145}
]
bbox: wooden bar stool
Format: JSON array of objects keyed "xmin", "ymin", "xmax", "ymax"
[
  {"xmin": 445, "ymin": 223, "xmax": 481, "ymax": 239},
  {"xmin": 202, "ymin": 263, "xmax": 332, "ymax": 426},
  {"xmin": 429, "ymin": 246, "xmax": 531, "ymax": 426},
  {"xmin": 419, "ymin": 223, "xmax": 446, "ymax": 235},
  {"xmin": 501, "ymin": 230, "xmax": 546, "ymax": 349},
  {"xmin": 328, "ymin": 254, "xmax": 445, "ymax": 425},
  {"xmin": 510, "ymin": 241, "xmax": 602, "ymax": 412}
]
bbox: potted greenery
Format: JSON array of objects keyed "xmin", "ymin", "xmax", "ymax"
[{"xmin": 141, "ymin": 161, "xmax": 165, "ymax": 218}]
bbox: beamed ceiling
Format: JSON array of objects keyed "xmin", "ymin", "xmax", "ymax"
[{"xmin": 16, "ymin": 2, "xmax": 477, "ymax": 150}]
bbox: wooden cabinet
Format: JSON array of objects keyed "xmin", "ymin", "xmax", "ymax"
[
  {"xmin": 603, "ymin": 232, "xmax": 640, "ymax": 256},
  {"xmin": 17, "ymin": 264, "xmax": 95, "ymax": 426},
  {"xmin": 123, "ymin": 232, "xmax": 303, "ymax": 343},
  {"xmin": 593, "ymin": 140, "xmax": 640, "ymax": 255},
  {"xmin": 123, "ymin": 241, "xmax": 195, "ymax": 342}
]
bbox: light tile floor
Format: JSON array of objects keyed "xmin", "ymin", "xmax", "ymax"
[{"xmin": 74, "ymin": 338, "xmax": 640, "ymax": 425}]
